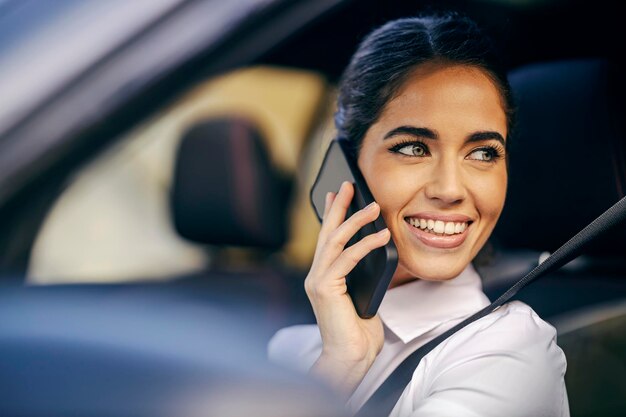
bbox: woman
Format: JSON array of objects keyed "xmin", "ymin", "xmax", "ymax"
[{"xmin": 269, "ymin": 13, "xmax": 569, "ymax": 417}]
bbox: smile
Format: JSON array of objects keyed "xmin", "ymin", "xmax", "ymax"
[
  {"xmin": 404, "ymin": 216, "xmax": 473, "ymax": 249},
  {"xmin": 406, "ymin": 217, "xmax": 468, "ymax": 235}
]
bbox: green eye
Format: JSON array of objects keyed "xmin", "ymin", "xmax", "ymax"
[
  {"xmin": 467, "ymin": 147, "xmax": 500, "ymax": 162},
  {"xmin": 388, "ymin": 140, "xmax": 431, "ymax": 157},
  {"xmin": 469, "ymin": 149, "xmax": 492, "ymax": 161},
  {"xmin": 397, "ymin": 143, "xmax": 427, "ymax": 157}
]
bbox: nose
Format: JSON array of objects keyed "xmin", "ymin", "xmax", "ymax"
[{"xmin": 423, "ymin": 158, "xmax": 467, "ymax": 205}]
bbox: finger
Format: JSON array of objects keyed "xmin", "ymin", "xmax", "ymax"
[
  {"xmin": 322, "ymin": 191, "xmax": 336, "ymax": 220},
  {"xmin": 329, "ymin": 228, "xmax": 391, "ymax": 278},
  {"xmin": 319, "ymin": 181, "xmax": 354, "ymax": 238},
  {"xmin": 316, "ymin": 190, "xmax": 338, "ymax": 251},
  {"xmin": 318, "ymin": 200, "xmax": 381, "ymax": 264}
]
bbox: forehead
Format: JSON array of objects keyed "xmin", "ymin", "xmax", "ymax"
[{"xmin": 374, "ymin": 63, "xmax": 507, "ymax": 138}]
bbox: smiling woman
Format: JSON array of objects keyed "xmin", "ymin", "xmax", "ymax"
[
  {"xmin": 269, "ymin": 12, "xmax": 569, "ymax": 417},
  {"xmin": 358, "ymin": 62, "xmax": 509, "ymax": 286}
]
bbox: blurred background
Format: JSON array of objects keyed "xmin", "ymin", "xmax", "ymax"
[{"xmin": 0, "ymin": 0, "xmax": 624, "ymax": 416}]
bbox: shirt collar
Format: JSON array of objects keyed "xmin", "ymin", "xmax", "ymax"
[{"xmin": 378, "ymin": 264, "xmax": 490, "ymax": 344}]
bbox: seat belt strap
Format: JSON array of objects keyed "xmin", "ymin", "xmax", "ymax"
[{"xmin": 356, "ymin": 195, "xmax": 626, "ymax": 417}]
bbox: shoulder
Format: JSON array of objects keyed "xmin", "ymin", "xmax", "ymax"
[
  {"xmin": 267, "ymin": 324, "xmax": 323, "ymax": 374},
  {"xmin": 410, "ymin": 301, "xmax": 568, "ymax": 416},
  {"xmin": 429, "ymin": 300, "xmax": 567, "ymax": 373},
  {"xmin": 468, "ymin": 300, "xmax": 558, "ymax": 339}
]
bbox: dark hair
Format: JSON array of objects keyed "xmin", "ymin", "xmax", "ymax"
[{"xmin": 335, "ymin": 12, "xmax": 515, "ymax": 157}]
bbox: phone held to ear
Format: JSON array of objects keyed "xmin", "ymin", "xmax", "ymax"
[{"xmin": 310, "ymin": 138, "xmax": 398, "ymax": 319}]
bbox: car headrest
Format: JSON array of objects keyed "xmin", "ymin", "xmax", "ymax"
[
  {"xmin": 171, "ymin": 117, "xmax": 291, "ymax": 249},
  {"xmin": 493, "ymin": 59, "xmax": 626, "ymax": 256}
]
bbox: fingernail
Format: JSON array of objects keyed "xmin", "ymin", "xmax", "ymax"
[
  {"xmin": 365, "ymin": 201, "xmax": 378, "ymax": 210},
  {"xmin": 378, "ymin": 228, "xmax": 389, "ymax": 236}
]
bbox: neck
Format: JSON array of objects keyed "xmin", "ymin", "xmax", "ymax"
[{"xmin": 388, "ymin": 264, "xmax": 418, "ymax": 289}]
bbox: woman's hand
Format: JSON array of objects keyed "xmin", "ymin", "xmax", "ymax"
[{"xmin": 305, "ymin": 181, "xmax": 391, "ymax": 397}]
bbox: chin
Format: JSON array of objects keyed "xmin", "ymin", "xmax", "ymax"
[{"xmin": 395, "ymin": 254, "xmax": 470, "ymax": 283}]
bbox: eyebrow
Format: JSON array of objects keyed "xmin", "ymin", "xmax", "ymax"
[
  {"xmin": 384, "ymin": 126, "xmax": 437, "ymax": 140},
  {"xmin": 383, "ymin": 125, "xmax": 506, "ymax": 147}
]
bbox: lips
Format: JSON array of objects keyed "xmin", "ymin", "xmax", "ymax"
[{"xmin": 404, "ymin": 214, "xmax": 473, "ymax": 249}]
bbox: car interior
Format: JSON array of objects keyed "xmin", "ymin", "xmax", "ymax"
[
  {"xmin": 0, "ymin": 0, "xmax": 624, "ymax": 416},
  {"xmin": 481, "ymin": 58, "xmax": 626, "ymax": 415}
]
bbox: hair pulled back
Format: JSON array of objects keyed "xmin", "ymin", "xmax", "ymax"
[{"xmin": 335, "ymin": 12, "xmax": 515, "ymax": 157}]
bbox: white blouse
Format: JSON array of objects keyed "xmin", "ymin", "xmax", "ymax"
[{"xmin": 268, "ymin": 265, "xmax": 570, "ymax": 417}]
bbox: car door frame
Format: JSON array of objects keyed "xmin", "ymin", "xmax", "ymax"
[{"xmin": 0, "ymin": 0, "xmax": 347, "ymax": 275}]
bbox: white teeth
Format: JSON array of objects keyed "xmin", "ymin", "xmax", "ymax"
[{"xmin": 407, "ymin": 217, "xmax": 470, "ymax": 235}]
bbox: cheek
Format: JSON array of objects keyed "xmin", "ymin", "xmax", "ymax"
[
  {"xmin": 474, "ymin": 167, "xmax": 507, "ymax": 222},
  {"xmin": 363, "ymin": 164, "xmax": 419, "ymax": 222}
]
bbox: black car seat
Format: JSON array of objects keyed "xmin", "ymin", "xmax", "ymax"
[
  {"xmin": 480, "ymin": 58, "xmax": 626, "ymax": 313},
  {"xmin": 170, "ymin": 116, "xmax": 314, "ymax": 332},
  {"xmin": 478, "ymin": 59, "xmax": 626, "ymax": 417}
]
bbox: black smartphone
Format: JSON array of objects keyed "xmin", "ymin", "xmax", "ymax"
[{"xmin": 310, "ymin": 138, "xmax": 398, "ymax": 319}]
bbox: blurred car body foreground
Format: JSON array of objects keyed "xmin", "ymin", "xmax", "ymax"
[{"xmin": 0, "ymin": 0, "xmax": 625, "ymax": 416}]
